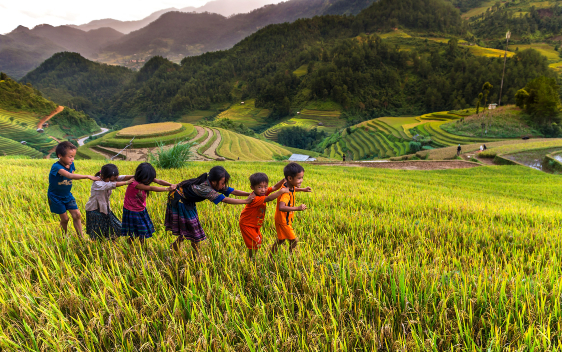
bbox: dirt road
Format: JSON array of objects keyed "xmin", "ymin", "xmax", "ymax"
[{"xmin": 37, "ymin": 106, "xmax": 64, "ymax": 129}]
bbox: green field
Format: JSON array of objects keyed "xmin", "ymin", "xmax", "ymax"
[
  {"xmin": 1, "ymin": 159, "xmax": 562, "ymax": 349},
  {"xmin": 0, "ymin": 136, "xmax": 43, "ymax": 158},
  {"xmin": 293, "ymin": 64, "xmax": 308, "ymax": 77},
  {"xmin": 263, "ymin": 108, "xmax": 344, "ymax": 141},
  {"xmin": 216, "ymin": 100, "xmax": 271, "ymax": 128},
  {"xmin": 216, "ymin": 128, "xmax": 292, "ymax": 161},
  {"xmin": 177, "ymin": 110, "xmax": 216, "ymax": 124},
  {"xmin": 0, "ymin": 108, "xmax": 56, "ymax": 154},
  {"xmin": 97, "ymin": 124, "xmax": 196, "ymax": 149}
]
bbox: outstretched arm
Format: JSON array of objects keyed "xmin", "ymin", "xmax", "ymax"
[
  {"xmin": 279, "ymin": 201, "xmax": 307, "ymax": 212},
  {"xmin": 295, "ymin": 186, "xmax": 313, "ymax": 193},
  {"xmin": 115, "ymin": 179, "xmax": 133, "ymax": 188},
  {"xmin": 154, "ymin": 179, "xmax": 173, "ymax": 187},
  {"xmin": 265, "ymin": 188, "xmax": 289, "ymax": 203},
  {"xmin": 136, "ymin": 183, "xmax": 176, "ymax": 192},
  {"xmin": 58, "ymin": 170, "xmax": 99, "ymax": 181},
  {"xmin": 271, "ymin": 178, "xmax": 286, "ymax": 192},
  {"xmin": 231, "ymin": 189, "xmax": 251, "ymax": 197},
  {"xmin": 222, "ymin": 193, "xmax": 255, "ymax": 205}
]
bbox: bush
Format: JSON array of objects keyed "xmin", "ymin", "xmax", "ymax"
[
  {"xmin": 149, "ymin": 140, "xmax": 196, "ymax": 169},
  {"xmin": 409, "ymin": 141, "xmax": 422, "ymax": 152}
]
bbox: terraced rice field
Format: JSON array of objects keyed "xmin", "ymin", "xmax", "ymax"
[
  {"xmin": 293, "ymin": 64, "xmax": 308, "ymax": 77},
  {"xmin": 0, "ymin": 110, "xmax": 56, "ymax": 154},
  {"xmin": 98, "ymin": 124, "xmax": 196, "ymax": 149},
  {"xmin": 216, "ymin": 128, "xmax": 291, "ymax": 161},
  {"xmin": 263, "ymin": 109, "xmax": 344, "ymax": 141},
  {"xmin": 216, "ymin": 100, "xmax": 271, "ymax": 128},
  {"xmin": 0, "ymin": 136, "xmax": 43, "ymax": 158},
  {"xmin": 118, "ymin": 122, "xmax": 184, "ymax": 138}
]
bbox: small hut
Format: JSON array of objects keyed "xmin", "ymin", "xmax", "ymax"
[
  {"xmin": 20, "ymin": 141, "xmax": 27, "ymax": 145},
  {"xmin": 488, "ymin": 103, "xmax": 497, "ymax": 110},
  {"xmin": 42, "ymin": 122, "xmax": 49, "ymax": 128},
  {"xmin": 36, "ymin": 128, "xmax": 44, "ymax": 133},
  {"xmin": 297, "ymin": 111, "xmax": 301, "ymax": 115},
  {"xmin": 241, "ymin": 102, "xmax": 245, "ymax": 105}
]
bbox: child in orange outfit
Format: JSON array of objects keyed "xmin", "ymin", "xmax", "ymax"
[
  {"xmin": 239, "ymin": 173, "xmax": 287, "ymax": 259},
  {"xmin": 271, "ymin": 162, "xmax": 312, "ymax": 255}
]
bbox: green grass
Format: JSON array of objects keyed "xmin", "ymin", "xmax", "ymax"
[{"xmin": 515, "ymin": 44, "xmax": 560, "ymax": 62}]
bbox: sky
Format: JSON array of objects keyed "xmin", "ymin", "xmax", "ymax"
[{"xmin": 0, "ymin": 0, "xmax": 282, "ymax": 34}]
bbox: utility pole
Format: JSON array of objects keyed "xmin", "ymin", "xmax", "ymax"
[{"xmin": 498, "ymin": 31, "xmax": 511, "ymax": 107}]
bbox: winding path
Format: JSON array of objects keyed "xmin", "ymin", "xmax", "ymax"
[
  {"xmin": 78, "ymin": 128, "xmax": 110, "ymax": 146},
  {"xmin": 203, "ymin": 128, "xmax": 222, "ymax": 159},
  {"xmin": 37, "ymin": 106, "xmax": 64, "ymax": 129}
]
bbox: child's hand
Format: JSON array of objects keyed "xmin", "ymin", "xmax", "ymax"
[
  {"xmin": 126, "ymin": 178, "xmax": 133, "ymax": 185},
  {"xmin": 281, "ymin": 188, "xmax": 290, "ymax": 194},
  {"xmin": 247, "ymin": 193, "xmax": 256, "ymax": 201},
  {"xmin": 302, "ymin": 186, "xmax": 313, "ymax": 192},
  {"xmin": 89, "ymin": 175, "xmax": 101, "ymax": 181},
  {"xmin": 298, "ymin": 204, "xmax": 307, "ymax": 211},
  {"xmin": 168, "ymin": 184, "xmax": 177, "ymax": 192}
]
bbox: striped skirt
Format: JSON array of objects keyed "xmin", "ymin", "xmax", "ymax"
[
  {"xmin": 86, "ymin": 210, "xmax": 121, "ymax": 240},
  {"xmin": 121, "ymin": 208, "xmax": 155, "ymax": 239},
  {"xmin": 164, "ymin": 202, "xmax": 207, "ymax": 242}
]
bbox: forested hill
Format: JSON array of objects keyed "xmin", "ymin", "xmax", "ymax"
[
  {"xmin": 21, "ymin": 53, "xmax": 134, "ymax": 121},
  {"xmin": 22, "ymin": 0, "xmax": 556, "ymax": 128}
]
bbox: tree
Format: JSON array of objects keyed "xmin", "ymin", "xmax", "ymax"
[
  {"xmin": 9, "ymin": 117, "xmax": 14, "ymax": 124},
  {"xmin": 482, "ymin": 82, "xmax": 493, "ymax": 109},
  {"xmin": 0, "ymin": 72, "xmax": 7, "ymax": 80},
  {"xmin": 476, "ymin": 93, "xmax": 483, "ymax": 114},
  {"xmin": 515, "ymin": 76, "xmax": 561, "ymax": 124}
]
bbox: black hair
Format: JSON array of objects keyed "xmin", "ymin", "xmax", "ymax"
[
  {"xmin": 56, "ymin": 141, "xmax": 77, "ymax": 158},
  {"xmin": 177, "ymin": 166, "xmax": 230, "ymax": 192},
  {"xmin": 95, "ymin": 164, "xmax": 119, "ymax": 179},
  {"xmin": 284, "ymin": 162, "xmax": 305, "ymax": 179},
  {"xmin": 249, "ymin": 173, "xmax": 269, "ymax": 187},
  {"xmin": 134, "ymin": 163, "xmax": 157, "ymax": 196}
]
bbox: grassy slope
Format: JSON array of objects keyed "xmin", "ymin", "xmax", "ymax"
[{"xmin": 1, "ymin": 159, "xmax": 561, "ymax": 349}]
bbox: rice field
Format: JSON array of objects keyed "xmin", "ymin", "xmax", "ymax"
[
  {"xmin": 0, "ymin": 135, "xmax": 43, "ymax": 158},
  {"xmin": 216, "ymin": 100, "xmax": 271, "ymax": 128},
  {"xmin": 98, "ymin": 124, "xmax": 196, "ymax": 149},
  {"xmin": 1, "ymin": 159, "xmax": 562, "ymax": 350},
  {"xmin": 118, "ymin": 122, "xmax": 184, "ymax": 138},
  {"xmin": 215, "ymin": 128, "xmax": 291, "ymax": 161},
  {"xmin": 480, "ymin": 139, "xmax": 562, "ymax": 158},
  {"xmin": 0, "ymin": 110, "xmax": 57, "ymax": 154},
  {"xmin": 263, "ymin": 109, "xmax": 343, "ymax": 141}
]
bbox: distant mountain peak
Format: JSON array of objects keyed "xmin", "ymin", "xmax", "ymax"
[{"xmin": 11, "ymin": 25, "xmax": 30, "ymax": 33}]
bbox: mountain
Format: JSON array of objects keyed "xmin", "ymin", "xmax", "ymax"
[
  {"xmin": 71, "ymin": 1, "xmax": 283, "ymax": 34},
  {"xmin": 21, "ymin": 52, "xmax": 134, "ymax": 123},
  {"xmin": 29, "ymin": 25, "xmax": 124, "ymax": 57},
  {"xmin": 101, "ymin": 0, "xmax": 376, "ymax": 57},
  {"xmin": 0, "ymin": 25, "xmax": 123, "ymax": 79},
  {"xmin": 24, "ymin": 0, "xmax": 554, "ymax": 131},
  {"xmin": 70, "ymin": 8, "xmax": 178, "ymax": 34},
  {"xmin": 0, "ymin": 27, "xmax": 65, "ymax": 79}
]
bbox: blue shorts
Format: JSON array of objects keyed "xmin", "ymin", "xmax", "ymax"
[{"xmin": 48, "ymin": 194, "xmax": 78, "ymax": 214}]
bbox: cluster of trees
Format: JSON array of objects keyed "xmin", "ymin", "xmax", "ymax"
[
  {"xmin": 277, "ymin": 127, "xmax": 328, "ymax": 150},
  {"xmin": 470, "ymin": 4, "xmax": 562, "ymax": 42},
  {"xmin": 515, "ymin": 76, "xmax": 561, "ymax": 132},
  {"xmin": 21, "ymin": 52, "xmax": 133, "ymax": 122},
  {"xmin": 0, "ymin": 73, "xmax": 57, "ymax": 114},
  {"xmin": 449, "ymin": 0, "xmax": 487, "ymax": 13}
]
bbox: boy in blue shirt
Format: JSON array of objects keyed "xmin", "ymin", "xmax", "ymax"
[{"xmin": 48, "ymin": 141, "xmax": 99, "ymax": 236}]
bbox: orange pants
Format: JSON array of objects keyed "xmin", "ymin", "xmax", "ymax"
[
  {"xmin": 239, "ymin": 225, "xmax": 262, "ymax": 250},
  {"xmin": 275, "ymin": 223, "xmax": 296, "ymax": 240}
]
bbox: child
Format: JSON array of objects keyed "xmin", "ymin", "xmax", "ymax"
[
  {"xmin": 239, "ymin": 173, "xmax": 288, "ymax": 259},
  {"xmin": 48, "ymin": 141, "xmax": 100, "ymax": 236},
  {"xmin": 85, "ymin": 164, "xmax": 133, "ymax": 240},
  {"xmin": 271, "ymin": 162, "xmax": 312, "ymax": 255},
  {"xmin": 165, "ymin": 166, "xmax": 254, "ymax": 255},
  {"xmin": 122, "ymin": 163, "xmax": 176, "ymax": 245}
]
